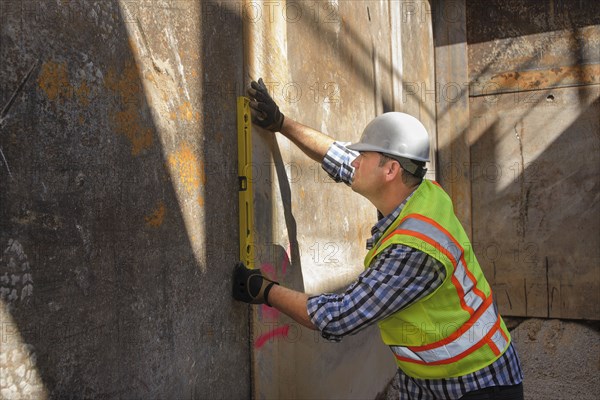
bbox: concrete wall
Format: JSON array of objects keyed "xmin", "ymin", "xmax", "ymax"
[{"xmin": 1, "ymin": 1, "xmax": 247, "ymax": 398}]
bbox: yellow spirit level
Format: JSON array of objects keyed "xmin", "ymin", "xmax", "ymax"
[{"xmin": 237, "ymin": 96, "xmax": 255, "ymax": 269}]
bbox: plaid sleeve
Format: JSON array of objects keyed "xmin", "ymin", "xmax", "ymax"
[
  {"xmin": 307, "ymin": 245, "xmax": 446, "ymax": 342},
  {"xmin": 321, "ymin": 141, "xmax": 359, "ymax": 186}
]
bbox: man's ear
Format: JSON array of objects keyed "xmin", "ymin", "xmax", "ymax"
[{"xmin": 385, "ymin": 160, "xmax": 402, "ymax": 182}]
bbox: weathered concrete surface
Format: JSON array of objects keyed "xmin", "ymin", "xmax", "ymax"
[
  {"xmin": 1, "ymin": 0, "xmax": 247, "ymax": 398},
  {"xmin": 511, "ymin": 318, "xmax": 600, "ymax": 400}
]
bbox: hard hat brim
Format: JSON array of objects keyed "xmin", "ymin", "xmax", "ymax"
[
  {"xmin": 347, "ymin": 142, "xmax": 386, "ymax": 153},
  {"xmin": 347, "ymin": 142, "xmax": 430, "ymax": 162}
]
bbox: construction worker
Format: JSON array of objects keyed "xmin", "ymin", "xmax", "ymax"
[{"xmin": 233, "ymin": 78, "xmax": 524, "ymax": 400}]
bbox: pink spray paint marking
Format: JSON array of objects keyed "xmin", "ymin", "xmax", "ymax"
[
  {"xmin": 260, "ymin": 304, "xmax": 280, "ymax": 320},
  {"xmin": 254, "ymin": 325, "xmax": 290, "ymax": 349},
  {"xmin": 260, "ymin": 263, "xmax": 276, "ymax": 280}
]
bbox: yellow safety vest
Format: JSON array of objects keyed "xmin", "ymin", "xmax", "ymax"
[{"xmin": 364, "ymin": 180, "xmax": 511, "ymax": 379}]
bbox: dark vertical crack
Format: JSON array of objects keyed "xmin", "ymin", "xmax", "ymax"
[{"xmin": 514, "ymin": 122, "xmax": 528, "ymax": 238}]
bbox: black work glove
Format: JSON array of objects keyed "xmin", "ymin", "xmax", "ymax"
[
  {"xmin": 232, "ymin": 262, "xmax": 279, "ymax": 306},
  {"xmin": 246, "ymin": 78, "xmax": 285, "ymax": 132}
]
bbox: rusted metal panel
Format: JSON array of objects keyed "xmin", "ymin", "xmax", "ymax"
[
  {"xmin": 467, "ymin": 0, "xmax": 600, "ymax": 94},
  {"xmin": 482, "ymin": 64, "xmax": 599, "ymax": 94},
  {"xmin": 465, "ymin": 0, "xmax": 600, "ymax": 320},
  {"xmin": 469, "ymin": 86, "xmax": 599, "ymax": 320}
]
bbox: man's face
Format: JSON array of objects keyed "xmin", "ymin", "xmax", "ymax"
[{"xmin": 350, "ymin": 151, "xmax": 386, "ymax": 197}]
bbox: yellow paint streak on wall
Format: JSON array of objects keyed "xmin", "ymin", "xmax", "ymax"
[
  {"xmin": 167, "ymin": 142, "xmax": 206, "ymax": 197},
  {"xmin": 38, "ymin": 61, "xmax": 73, "ymax": 101},
  {"xmin": 104, "ymin": 62, "xmax": 154, "ymax": 156},
  {"xmin": 145, "ymin": 202, "xmax": 166, "ymax": 227}
]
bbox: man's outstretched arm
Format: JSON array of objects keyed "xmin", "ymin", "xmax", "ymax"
[
  {"xmin": 279, "ymin": 117, "xmax": 334, "ymax": 163},
  {"xmin": 247, "ymin": 78, "xmax": 334, "ymax": 163},
  {"xmin": 268, "ymin": 284, "xmax": 316, "ymax": 330}
]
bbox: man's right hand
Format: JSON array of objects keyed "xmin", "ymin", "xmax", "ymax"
[{"xmin": 247, "ymin": 78, "xmax": 285, "ymax": 132}]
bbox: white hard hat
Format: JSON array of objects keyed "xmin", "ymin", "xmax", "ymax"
[{"xmin": 348, "ymin": 112, "xmax": 430, "ymax": 162}]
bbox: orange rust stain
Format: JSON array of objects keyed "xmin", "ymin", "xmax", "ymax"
[
  {"xmin": 128, "ymin": 37, "xmax": 139, "ymax": 56},
  {"xmin": 115, "ymin": 110, "xmax": 153, "ymax": 156},
  {"xmin": 179, "ymin": 101, "xmax": 194, "ymax": 122},
  {"xmin": 491, "ymin": 64, "xmax": 600, "ymax": 90},
  {"xmin": 38, "ymin": 61, "xmax": 73, "ymax": 101},
  {"xmin": 37, "ymin": 60, "xmax": 94, "ymax": 107},
  {"xmin": 76, "ymin": 80, "xmax": 91, "ymax": 106},
  {"xmin": 168, "ymin": 142, "xmax": 206, "ymax": 197},
  {"xmin": 144, "ymin": 71, "xmax": 156, "ymax": 85},
  {"xmin": 145, "ymin": 202, "xmax": 166, "ymax": 227},
  {"xmin": 170, "ymin": 101, "xmax": 200, "ymax": 122},
  {"xmin": 104, "ymin": 62, "xmax": 154, "ymax": 156}
]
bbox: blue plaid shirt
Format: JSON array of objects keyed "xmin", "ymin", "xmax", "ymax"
[{"xmin": 307, "ymin": 142, "xmax": 523, "ymax": 399}]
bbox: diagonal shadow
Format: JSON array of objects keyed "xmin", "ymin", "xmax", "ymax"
[{"xmin": 0, "ymin": 1, "xmax": 248, "ymax": 398}]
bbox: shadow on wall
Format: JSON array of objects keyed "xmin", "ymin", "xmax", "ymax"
[
  {"xmin": 469, "ymin": 94, "xmax": 599, "ymax": 320},
  {"xmin": 436, "ymin": 0, "xmax": 600, "ymax": 321},
  {"xmin": 0, "ymin": 1, "xmax": 247, "ymax": 398}
]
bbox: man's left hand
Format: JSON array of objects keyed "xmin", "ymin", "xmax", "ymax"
[{"xmin": 232, "ymin": 262, "xmax": 279, "ymax": 306}]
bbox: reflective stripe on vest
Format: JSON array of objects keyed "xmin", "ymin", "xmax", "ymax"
[
  {"xmin": 394, "ymin": 214, "xmax": 487, "ymax": 314},
  {"xmin": 377, "ymin": 213, "xmax": 487, "ymax": 314},
  {"xmin": 378, "ymin": 213, "xmax": 509, "ymax": 365},
  {"xmin": 389, "ymin": 297, "xmax": 509, "ymax": 365}
]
